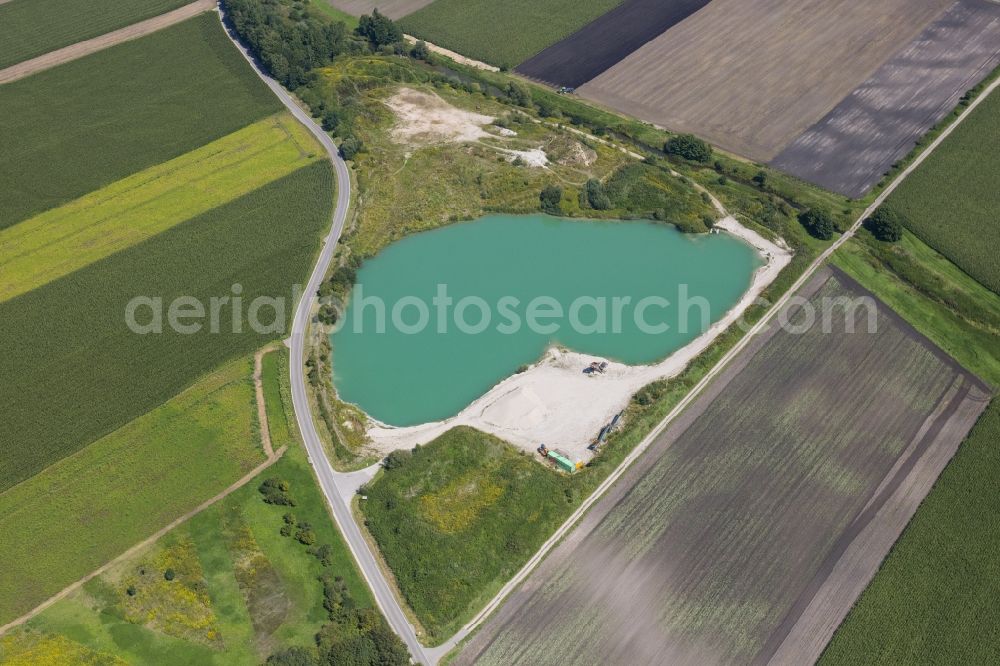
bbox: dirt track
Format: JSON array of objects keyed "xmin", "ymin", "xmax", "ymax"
[
  {"xmin": 0, "ymin": 0, "xmax": 215, "ymax": 85},
  {"xmin": 579, "ymin": 0, "xmax": 953, "ymax": 161}
]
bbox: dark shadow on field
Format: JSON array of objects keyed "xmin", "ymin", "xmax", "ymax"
[
  {"xmin": 514, "ymin": 0, "xmax": 710, "ymax": 89},
  {"xmin": 771, "ymin": 0, "xmax": 1000, "ymax": 198}
]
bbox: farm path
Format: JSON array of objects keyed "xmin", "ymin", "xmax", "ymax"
[
  {"xmin": 439, "ymin": 60, "xmax": 1000, "ymax": 666},
  {"xmin": 217, "ymin": 8, "xmax": 433, "ymax": 664},
  {"xmin": 0, "ymin": 0, "xmax": 215, "ymax": 85},
  {"xmin": 254, "ymin": 346, "xmax": 276, "ymax": 459},
  {"xmin": 0, "ymin": 433, "xmax": 286, "ymax": 638}
]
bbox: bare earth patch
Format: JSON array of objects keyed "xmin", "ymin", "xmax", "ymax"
[{"xmin": 386, "ymin": 88, "xmax": 494, "ymax": 146}]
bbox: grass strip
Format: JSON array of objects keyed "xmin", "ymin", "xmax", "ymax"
[{"xmin": 0, "ymin": 112, "xmax": 320, "ymax": 302}]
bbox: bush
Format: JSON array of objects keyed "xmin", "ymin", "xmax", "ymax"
[
  {"xmin": 585, "ymin": 179, "xmax": 611, "ymax": 211},
  {"xmin": 410, "ymin": 40, "xmax": 430, "ymax": 61},
  {"xmin": 799, "ymin": 208, "xmax": 835, "ymax": 240},
  {"xmin": 126, "ymin": 585, "xmax": 137, "ymax": 597},
  {"xmin": 340, "ymin": 136, "xmax": 363, "ymax": 160},
  {"xmin": 356, "ymin": 10, "xmax": 402, "ymax": 48},
  {"xmin": 259, "ymin": 477, "xmax": 296, "ymax": 506},
  {"xmin": 664, "ymin": 134, "xmax": 712, "ymax": 163},
  {"xmin": 866, "ymin": 205, "xmax": 904, "ymax": 242},
  {"xmin": 265, "ymin": 646, "xmax": 318, "ymax": 666},
  {"xmin": 383, "ymin": 449, "xmax": 412, "ymax": 470},
  {"xmin": 539, "ymin": 185, "xmax": 563, "ymax": 215},
  {"xmin": 164, "ymin": 568, "xmax": 175, "ymax": 581}
]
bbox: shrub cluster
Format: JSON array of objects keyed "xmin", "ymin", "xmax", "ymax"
[
  {"xmin": 259, "ymin": 477, "xmax": 297, "ymax": 506},
  {"xmin": 664, "ymin": 134, "xmax": 713, "ymax": 163}
]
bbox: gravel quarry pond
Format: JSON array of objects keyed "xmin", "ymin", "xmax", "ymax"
[{"xmin": 331, "ymin": 214, "xmax": 761, "ymax": 426}]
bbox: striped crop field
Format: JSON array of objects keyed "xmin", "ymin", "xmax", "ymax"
[
  {"xmin": 0, "ymin": 0, "xmax": 191, "ymax": 70},
  {"xmin": 398, "ymin": 0, "xmax": 622, "ymax": 68},
  {"xmin": 887, "ymin": 84, "xmax": 1000, "ymax": 294},
  {"xmin": 0, "ymin": 161, "xmax": 333, "ymax": 492},
  {"xmin": 0, "ymin": 355, "xmax": 264, "ymax": 626},
  {"xmin": 455, "ymin": 269, "xmax": 990, "ymax": 666},
  {"xmin": 0, "ymin": 112, "xmax": 320, "ymax": 303},
  {"xmin": 0, "ymin": 13, "xmax": 282, "ymax": 229}
]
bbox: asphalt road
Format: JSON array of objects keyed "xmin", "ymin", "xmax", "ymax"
[{"xmin": 217, "ymin": 10, "xmax": 430, "ymax": 664}]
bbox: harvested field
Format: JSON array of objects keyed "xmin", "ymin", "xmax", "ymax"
[
  {"xmin": 326, "ymin": 0, "xmax": 434, "ymax": 20},
  {"xmin": 0, "ymin": 0, "xmax": 190, "ymax": 70},
  {"xmin": 772, "ymin": 0, "xmax": 1000, "ymax": 198},
  {"xmin": 455, "ymin": 268, "xmax": 990, "ymax": 666},
  {"xmin": 516, "ymin": 0, "xmax": 710, "ymax": 89},
  {"xmin": 579, "ymin": 0, "xmax": 954, "ymax": 161},
  {"xmin": 398, "ymin": 0, "xmax": 622, "ymax": 68}
]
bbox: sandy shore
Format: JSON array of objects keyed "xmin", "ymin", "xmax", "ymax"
[{"xmin": 365, "ymin": 217, "xmax": 791, "ymax": 462}]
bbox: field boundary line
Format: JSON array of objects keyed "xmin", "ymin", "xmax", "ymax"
[
  {"xmin": 0, "ymin": 444, "xmax": 286, "ymax": 637},
  {"xmin": 0, "ymin": 0, "xmax": 216, "ymax": 85},
  {"xmin": 434, "ymin": 65, "xmax": 1000, "ymax": 663}
]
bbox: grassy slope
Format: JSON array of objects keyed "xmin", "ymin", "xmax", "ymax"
[
  {"xmin": 833, "ymin": 231, "xmax": 1000, "ymax": 387},
  {"xmin": 361, "ymin": 427, "xmax": 579, "ymax": 641},
  {"xmin": 1, "ymin": 350, "xmax": 373, "ymax": 663},
  {"xmin": 820, "ymin": 400, "xmax": 1000, "ymax": 665},
  {"xmin": 0, "ymin": 355, "xmax": 264, "ymax": 626},
  {"xmin": 887, "ymin": 87, "xmax": 1000, "ymax": 293},
  {"xmin": 0, "ymin": 112, "xmax": 320, "ymax": 303},
  {"xmin": 0, "ymin": 0, "xmax": 190, "ymax": 70},
  {"xmin": 399, "ymin": 0, "xmax": 622, "ymax": 67},
  {"xmin": 0, "ymin": 162, "xmax": 333, "ymax": 491},
  {"xmin": 0, "ymin": 13, "xmax": 282, "ymax": 229}
]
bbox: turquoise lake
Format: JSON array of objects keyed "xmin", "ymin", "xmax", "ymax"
[{"xmin": 331, "ymin": 215, "xmax": 761, "ymax": 426}]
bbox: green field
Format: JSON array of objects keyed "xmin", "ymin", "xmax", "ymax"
[
  {"xmin": 0, "ymin": 350, "xmax": 382, "ymax": 664},
  {"xmin": 820, "ymin": 400, "xmax": 1000, "ymax": 665},
  {"xmin": 0, "ymin": 0, "xmax": 191, "ymax": 70},
  {"xmin": 360, "ymin": 427, "xmax": 582, "ymax": 641},
  {"xmin": 887, "ymin": 87, "xmax": 1000, "ymax": 293},
  {"xmin": 834, "ymin": 230, "xmax": 1000, "ymax": 387},
  {"xmin": 0, "ymin": 113, "xmax": 320, "ymax": 302},
  {"xmin": 398, "ymin": 0, "xmax": 622, "ymax": 67},
  {"xmin": 0, "ymin": 356, "xmax": 265, "ymax": 627},
  {"xmin": 0, "ymin": 13, "xmax": 282, "ymax": 229},
  {"xmin": 0, "ymin": 162, "xmax": 333, "ymax": 491}
]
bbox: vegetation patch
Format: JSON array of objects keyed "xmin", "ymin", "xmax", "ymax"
[
  {"xmin": 0, "ymin": 629, "xmax": 127, "ymax": 666},
  {"xmin": 0, "ymin": 162, "xmax": 332, "ymax": 491},
  {"xmin": 820, "ymin": 401, "xmax": 1000, "ymax": 665},
  {"xmin": 0, "ymin": 0, "xmax": 191, "ymax": 70},
  {"xmin": 360, "ymin": 427, "xmax": 582, "ymax": 641},
  {"xmin": 0, "ymin": 112, "xmax": 320, "ymax": 302},
  {"xmin": 117, "ymin": 536, "xmax": 222, "ymax": 645},
  {"xmin": 834, "ymin": 230, "xmax": 1000, "ymax": 387},
  {"xmin": 886, "ymin": 85, "xmax": 1000, "ymax": 293},
  {"xmin": 0, "ymin": 13, "xmax": 282, "ymax": 229},
  {"xmin": 16, "ymin": 350, "xmax": 385, "ymax": 664},
  {"xmin": 398, "ymin": 0, "xmax": 623, "ymax": 68},
  {"xmin": 221, "ymin": 506, "xmax": 293, "ymax": 644},
  {"xmin": 0, "ymin": 356, "xmax": 262, "ymax": 626}
]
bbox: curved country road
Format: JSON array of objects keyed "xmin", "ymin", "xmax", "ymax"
[{"xmin": 217, "ymin": 10, "xmax": 430, "ymax": 664}]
